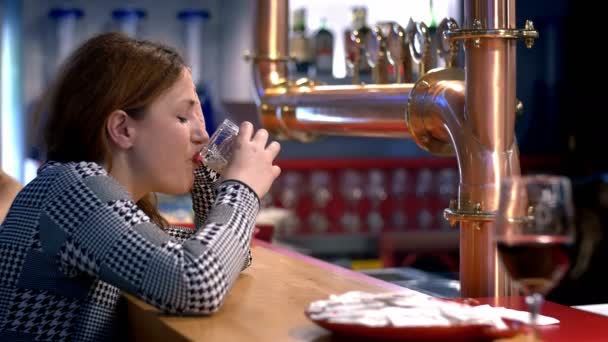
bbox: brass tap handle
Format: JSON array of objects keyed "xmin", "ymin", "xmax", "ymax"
[
  {"xmin": 368, "ymin": 25, "xmax": 393, "ymax": 84},
  {"xmin": 377, "ymin": 22, "xmax": 414, "ymax": 83},
  {"xmin": 437, "ymin": 18, "xmax": 460, "ymax": 68},
  {"xmin": 408, "ymin": 21, "xmax": 432, "ymax": 77},
  {"xmin": 348, "ymin": 30, "xmax": 364, "ymax": 84}
]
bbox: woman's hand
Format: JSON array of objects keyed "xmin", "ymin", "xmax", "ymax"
[{"xmin": 222, "ymin": 121, "xmax": 281, "ymax": 199}]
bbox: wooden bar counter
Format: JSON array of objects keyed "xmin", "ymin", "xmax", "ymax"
[
  {"xmin": 126, "ymin": 240, "xmax": 401, "ymax": 341},
  {"xmin": 126, "ymin": 240, "xmax": 608, "ymax": 341}
]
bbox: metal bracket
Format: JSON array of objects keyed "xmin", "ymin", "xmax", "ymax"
[
  {"xmin": 243, "ymin": 51, "xmax": 295, "ymax": 62},
  {"xmin": 444, "ymin": 20, "xmax": 538, "ymax": 48},
  {"xmin": 443, "ymin": 199, "xmax": 495, "ymax": 226}
]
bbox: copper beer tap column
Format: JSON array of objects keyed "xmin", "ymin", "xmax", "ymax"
[
  {"xmin": 407, "ymin": 0, "xmax": 536, "ymax": 297},
  {"xmin": 458, "ymin": 0, "xmax": 520, "ymax": 298},
  {"xmin": 250, "ymin": 0, "xmax": 537, "ymax": 298},
  {"xmin": 446, "ymin": 0, "xmax": 536, "ymax": 298}
]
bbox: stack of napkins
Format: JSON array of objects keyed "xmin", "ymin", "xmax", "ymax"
[{"xmin": 307, "ymin": 291, "xmax": 559, "ymax": 329}]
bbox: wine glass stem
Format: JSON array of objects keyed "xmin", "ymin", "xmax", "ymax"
[{"xmin": 525, "ymin": 293, "xmax": 544, "ymax": 340}]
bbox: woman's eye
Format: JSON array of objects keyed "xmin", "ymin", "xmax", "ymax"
[{"xmin": 177, "ymin": 116, "xmax": 188, "ymax": 123}]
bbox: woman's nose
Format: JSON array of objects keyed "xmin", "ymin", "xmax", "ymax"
[{"xmin": 192, "ymin": 123, "xmax": 209, "ymax": 145}]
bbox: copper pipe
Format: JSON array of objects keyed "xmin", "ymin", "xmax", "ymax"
[
  {"xmin": 260, "ymin": 84, "xmax": 412, "ymax": 139},
  {"xmin": 252, "ymin": 0, "xmax": 289, "ymax": 101},
  {"xmin": 253, "ymin": 0, "xmax": 412, "ymax": 140},
  {"xmin": 465, "ymin": 0, "xmax": 515, "ymax": 29}
]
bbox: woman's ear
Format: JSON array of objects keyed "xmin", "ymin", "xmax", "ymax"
[{"xmin": 106, "ymin": 110, "xmax": 136, "ymax": 149}]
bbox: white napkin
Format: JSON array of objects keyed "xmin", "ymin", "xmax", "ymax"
[
  {"xmin": 307, "ymin": 291, "xmax": 560, "ymax": 329},
  {"xmin": 472, "ymin": 305, "xmax": 560, "ymax": 325}
]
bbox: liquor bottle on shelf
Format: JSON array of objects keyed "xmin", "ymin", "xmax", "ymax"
[
  {"xmin": 290, "ymin": 8, "xmax": 312, "ymax": 75},
  {"xmin": 177, "ymin": 9, "xmax": 216, "ymax": 134},
  {"xmin": 344, "ymin": 6, "xmax": 372, "ymax": 78},
  {"xmin": 313, "ymin": 18, "xmax": 334, "ymax": 75}
]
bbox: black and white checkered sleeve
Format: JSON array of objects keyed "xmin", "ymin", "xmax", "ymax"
[
  {"xmin": 191, "ymin": 165, "xmax": 220, "ymax": 228},
  {"xmin": 44, "ymin": 165, "xmax": 259, "ymax": 315},
  {"xmin": 163, "ymin": 225, "xmax": 194, "ymax": 243},
  {"xmin": 191, "ymin": 168, "xmax": 255, "ymax": 271}
]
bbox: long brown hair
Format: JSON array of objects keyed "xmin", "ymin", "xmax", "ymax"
[{"xmin": 44, "ymin": 32, "xmax": 186, "ymax": 227}]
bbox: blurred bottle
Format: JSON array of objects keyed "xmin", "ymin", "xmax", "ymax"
[
  {"xmin": 177, "ymin": 9, "xmax": 216, "ymax": 134},
  {"xmin": 313, "ymin": 18, "xmax": 334, "ymax": 75},
  {"xmin": 426, "ymin": 0, "xmax": 443, "ymax": 69},
  {"xmin": 344, "ymin": 6, "xmax": 372, "ymax": 77},
  {"xmin": 111, "ymin": 7, "xmax": 146, "ymax": 38},
  {"xmin": 290, "ymin": 8, "xmax": 312, "ymax": 74},
  {"xmin": 47, "ymin": 7, "xmax": 84, "ymax": 82},
  {"xmin": 25, "ymin": 6, "xmax": 85, "ymax": 183}
]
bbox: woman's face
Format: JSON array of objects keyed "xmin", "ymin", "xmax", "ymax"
[{"xmin": 129, "ymin": 68, "xmax": 208, "ymax": 195}]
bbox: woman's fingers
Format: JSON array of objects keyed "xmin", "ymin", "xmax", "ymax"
[
  {"xmin": 252, "ymin": 128, "xmax": 269, "ymax": 144},
  {"xmin": 271, "ymin": 165, "xmax": 282, "ymax": 178},
  {"xmin": 222, "ymin": 123, "xmax": 282, "ymax": 199},
  {"xmin": 238, "ymin": 121, "xmax": 254, "ymax": 142},
  {"xmin": 266, "ymin": 141, "xmax": 281, "ymax": 158}
]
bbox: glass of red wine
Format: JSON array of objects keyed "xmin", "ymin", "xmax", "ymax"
[{"xmin": 495, "ymin": 175, "xmax": 575, "ymax": 339}]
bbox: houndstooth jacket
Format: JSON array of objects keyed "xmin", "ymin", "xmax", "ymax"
[{"xmin": 0, "ymin": 161, "xmax": 259, "ymax": 341}]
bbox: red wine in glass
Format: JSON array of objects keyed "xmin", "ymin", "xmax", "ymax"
[
  {"xmin": 495, "ymin": 175, "xmax": 575, "ymax": 340},
  {"xmin": 497, "ymin": 235, "xmax": 572, "ymax": 295}
]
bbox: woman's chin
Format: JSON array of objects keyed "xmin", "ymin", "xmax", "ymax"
[{"xmin": 162, "ymin": 182, "xmax": 194, "ymax": 196}]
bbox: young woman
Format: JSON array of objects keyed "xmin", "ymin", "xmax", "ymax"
[{"xmin": 0, "ymin": 32, "xmax": 280, "ymax": 341}]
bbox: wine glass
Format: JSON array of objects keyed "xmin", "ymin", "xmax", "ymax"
[
  {"xmin": 340, "ymin": 169, "xmax": 363, "ymax": 233},
  {"xmin": 390, "ymin": 168, "xmax": 410, "ymax": 230},
  {"xmin": 365, "ymin": 169, "xmax": 387, "ymax": 234},
  {"xmin": 308, "ymin": 170, "xmax": 332, "ymax": 234},
  {"xmin": 277, "ymin": 171, "xmax": 302, "ymax": 236},
  {"xmin": 415, "ymin": 168, "xmax": 434, "ymax": 230},
  {"xmin": 495, "ymin": 175, "xmax": 575, "ymax": 339}
]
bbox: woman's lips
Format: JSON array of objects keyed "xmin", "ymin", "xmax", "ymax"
[{"xmin": 192, "ymin": 152, "xmax": 203, "ymax": 164}]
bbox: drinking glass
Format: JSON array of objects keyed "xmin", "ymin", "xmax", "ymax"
[
  {"xmin": 201, "ymin": 119, "xmax": 239, "ymax": 173},
  {"xmin": 495, "ymin": 175, "xmax": 575, "ymax": 339}
]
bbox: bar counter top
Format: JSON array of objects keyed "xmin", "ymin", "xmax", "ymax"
[{"xmin": 126, "ymin": 240, "xmax": 608, "ymax": 341}]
